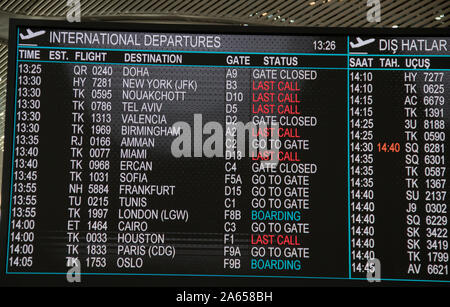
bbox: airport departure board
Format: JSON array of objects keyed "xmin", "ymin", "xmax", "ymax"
[{"xmin": 1, "ymin": 20, "xmax": 450, "ymax": 286}]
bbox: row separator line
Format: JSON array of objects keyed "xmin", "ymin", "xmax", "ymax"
[{"xmin": 17, "ymin": 45, "xmax": 450, "ymax": 57}]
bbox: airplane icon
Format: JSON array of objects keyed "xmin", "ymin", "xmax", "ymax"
[
  {"xmin": 350, "ymin": 37, "xmax": 375, "ymax": 49},
  {"xmin": 20, "ymin": 29, "xmax": 46, "ymax": 40}
]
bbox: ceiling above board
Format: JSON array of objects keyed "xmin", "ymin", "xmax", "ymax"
[{"xmin": 0, "ymin": 0, "xmax": 448, "ymax": 41}]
